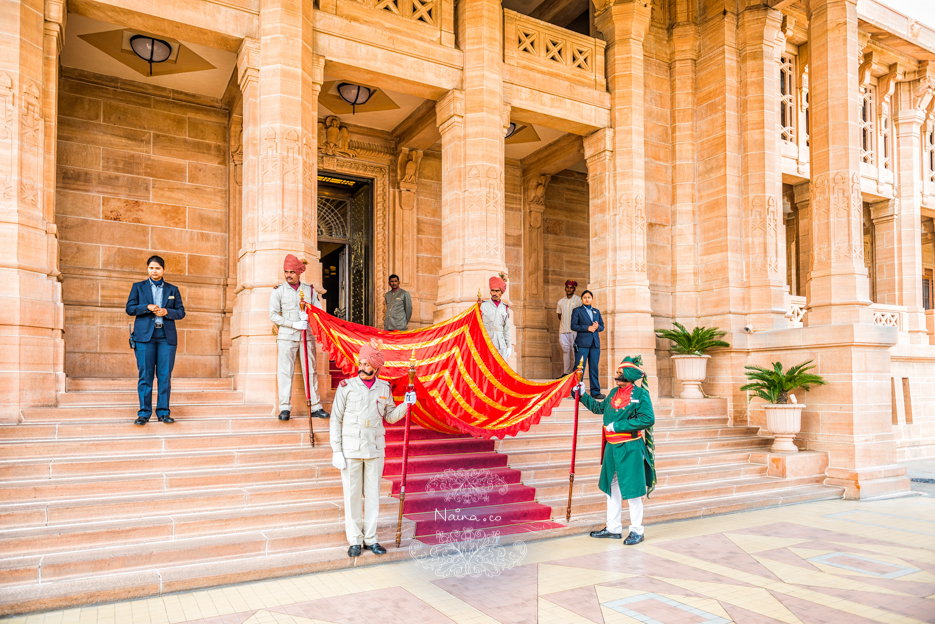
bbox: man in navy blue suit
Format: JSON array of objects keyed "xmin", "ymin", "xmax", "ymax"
[
  {"xmin": 126, "ymin": 256, "xmax": 186, "ymax": 425},
  {"xmin": 570, "ymin": 290, "xmax": 605, "ymax": 399}
]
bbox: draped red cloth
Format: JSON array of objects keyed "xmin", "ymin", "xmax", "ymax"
[{"xmin": 306, "ymin": 304, "xmax": 576, "ymax": 439}]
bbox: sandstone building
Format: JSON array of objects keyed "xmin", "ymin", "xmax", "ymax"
[{"xmin": 1, "ymin": 0, "xmax": 935, "ymax": 609}]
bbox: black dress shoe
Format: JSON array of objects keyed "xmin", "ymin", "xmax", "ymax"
[
  {"xmin": 158, "ymin": 415, "xmax": 174, "ymax": 424},
  {"xmin": 347, "ymin": 545, "xmax": 361, "ymax": 557},
  {"xmin": 589, "ymin": 527, "xmax": 622, "ymax": 539},
  {"xmin": 363, "ymin": 543, "xmax": 387, "ymax": 555},
  {"xmin": 278, "ymin": 410, "xmax": 291, "ymax": 421},
  {"xmin": 624, "ymin": 531, "xmax": 644, "ymax": 545},
  {"xmin": 593, "ymin": 393, "xmax": 606, "ymax": 400},
  {"xmin": 311, "ymin": 409, "xmax": 330, "ymax": 419},
  {"xmin": 134, "ymin": 417, "xmax": 149, "ymax": 426}
]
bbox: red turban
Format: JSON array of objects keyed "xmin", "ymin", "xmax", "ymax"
[
  {"xmin": 489, "ymin": 276, "xmax": 507, "ymax": 292},
  {"xmin": 565, "ymin": 279, "xmax": 577, "ymax": 288},
  {"xmin": 284, "ymin": 254, "xmax": 306, "ymax": 275},
  {"xmin": 358, "ymin": 344, "xmax": 386, "ymax": 369}
]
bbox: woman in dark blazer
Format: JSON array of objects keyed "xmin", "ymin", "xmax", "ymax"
[
  {"xmin": 125, "ymin": 255, "xmax": 185, "ymax": 425},
  {"xmin": 569, "ymin": 290, "xmax": 605, "ymax": 399}
]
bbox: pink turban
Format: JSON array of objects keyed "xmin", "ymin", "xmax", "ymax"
[
  {"xmin": 284, "ymin": 254, "xmax": 306, "ymax": 275},
  {"xmin": 489, "ymin": 276, "xmax": 507, "ymax": 292},
  {"xmin": 358, "ymin": 344, "xmax": 386, "ymax": 369}
]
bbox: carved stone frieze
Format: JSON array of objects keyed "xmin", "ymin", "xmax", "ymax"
[{"xmin": 617, "ymin": 193, "xmax": 646, "ymax": 273}]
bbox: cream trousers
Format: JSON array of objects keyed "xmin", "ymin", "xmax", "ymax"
[
  {"xmin": 341, "ymin": 456, "xmax": 384, "ymax": 546},
  {"xmin": 606, "ymin": 473, "xmax": 644, "ymax": 536},
  {"xmin": 276, "ymin": 335, "xmax": 322, "ymax": 412}
]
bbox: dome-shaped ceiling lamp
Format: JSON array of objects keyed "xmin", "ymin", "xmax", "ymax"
[
  {"xmin": 129, "ymin": 35, "xmax": 172, "ymax": 76},
  {"xmin": 505, "ymin": 122, "xmax": 517, "ymax": 139},
  {"xmin": 337, "ymin": 82, "xmax": 373, "ymax": 115}
]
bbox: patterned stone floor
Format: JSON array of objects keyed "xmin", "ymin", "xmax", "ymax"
[{"xmin": 4, "ymin": 496, "xmax": 934, "ymax": 624}]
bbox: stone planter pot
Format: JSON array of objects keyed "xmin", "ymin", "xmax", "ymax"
[
  {"xmin": 764, "ymin": 403, "xmax": 805, "ymax": 453},
  {"xmin": 671, "ymin": 354, "xmax": 710, "ymax": 399}
]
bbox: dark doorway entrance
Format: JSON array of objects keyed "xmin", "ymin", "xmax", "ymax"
[{"xmin": 317, "ymin": 173, "xmax": 373, "ymax": 326}]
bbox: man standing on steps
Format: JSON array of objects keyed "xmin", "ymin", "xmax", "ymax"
[
  {"xmin": 126, "ymin": 255, "xmax": 185, "ymax": 426},
  {"xmin": 384, "ymin": 274, "xmax": 412, "ymax": 331},
  {"xmin": 330, "ymin": 341, "xmax": 416, "ymax": 557},
  {"xmin": 580, "ymin": 356, "xmax": 656, "ymax": 546},
  {"xmin": 269, "ymin": 254, "xmax": 329, "ymax": 421},
  {"xmin": 480, "ymin": 274, "xmax": 511, "ymax": 360},
  {"xmin": 556, "ymin": 279, "xmax": 582, "ymax": 376}
]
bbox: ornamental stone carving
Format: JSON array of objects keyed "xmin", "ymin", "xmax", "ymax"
[{"xmin": 318, "ymin": 116, "xmax": 358, "ymax": 158}]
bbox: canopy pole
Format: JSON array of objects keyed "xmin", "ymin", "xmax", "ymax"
[
  {"xmin": 299, "ymin": 291, "xmax": 314, "ymax": 448},
  {"xmin": 395, "ymin": 350, "xmax": 418, "ymax": 548},
  {"xmin": 565, "ymin": 357, "xmax": 585, "ymax": 523}
]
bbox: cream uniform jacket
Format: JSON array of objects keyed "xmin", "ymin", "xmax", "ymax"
[
  {"xmin": 269, "ymin": 282, "xmax": 322, "ymax": 339},
  {"xmin": 330, "ymin": 376, "xmax": 408, "ymax": 459},
  {"xmin": 480, "ymin": 299, "xmax": 511, "ymax": 358}
]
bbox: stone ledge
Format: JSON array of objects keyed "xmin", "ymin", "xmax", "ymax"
[{"xmin": 750, "ymin": 449, "xmax": 829, "ymax": 479}]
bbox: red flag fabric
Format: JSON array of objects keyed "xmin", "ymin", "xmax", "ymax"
[{"xmin": 307, "ymin": 304, "xmax": 576, "ymax": 439}]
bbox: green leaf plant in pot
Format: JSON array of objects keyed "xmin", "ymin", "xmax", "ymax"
[
  {"xmin": 740, "ymin": 360, "xmax": 827, "ymax": 453},
  {"xmin": 655, "ymin": 322, "xmax": 730, "ymax": 399}
]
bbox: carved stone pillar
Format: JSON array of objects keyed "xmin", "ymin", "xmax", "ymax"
[
  {"xmin": 0, "ymin": 0, "xmax": 66, "ymax": 419},
  {"xmin": 740, "ymin": 5, "xmax": 787, "ymax": 327},
  {"xmin": 223, "ymin": 114, "xmax": 243, "ymax": 378},
  {"xmin": 869, "ymin": 199, "xmax": 898, "ymax": 305},
  {"xmin": 434, "ymin": 0, "xmax": 506, "ymax": 321},
  {"xmin": 395, "ymin": 148, "xmax": 421, "ymax": 292},
  {"xmin": 521, "ymin": 173, "xmax": 550, "ymax": 378},
  {"xmin": 805, "ymin": 0, "xmax": 872, "ymax": 325},
  {"xmin": 794, "ymin": 182, "xmax": 812, "ymax": 299},
  {"xmin": 593, "ymin": 0, "xmax": 655, "ymax": 387},
  {"xmin": 230, "ymin": 5, "xmax": 327, "ymax": 404}
]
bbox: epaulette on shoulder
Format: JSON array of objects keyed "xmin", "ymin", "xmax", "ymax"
[{"xmin": 339, "ymin": 379, "xmax": 348, "ymax": 387}]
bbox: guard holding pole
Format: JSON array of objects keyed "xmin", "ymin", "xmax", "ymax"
[{"xmin": 582, "ymin": 356, "xmax": 656, "ymax": 545}]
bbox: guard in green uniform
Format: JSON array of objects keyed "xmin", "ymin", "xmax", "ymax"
[{"xmin": 580, "ymin": 356, "xmax": 656, "ymax": 545}]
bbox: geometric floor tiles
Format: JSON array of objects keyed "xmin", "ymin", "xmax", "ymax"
[{"xmin": 3, "ymin": 496, "xmax": 933, "ymax": 624}]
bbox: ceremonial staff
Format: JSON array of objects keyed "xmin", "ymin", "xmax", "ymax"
[
  {"xmin": 395, "ymin": 349, "xmax": 418, "ymax": 548},
  {"xmin": 299, "ymin": 291, "xmax": 315, "ymax": 448},
  {"xmin": 566, "ymin": 357, "xmax": 585, "ymax": 522}
]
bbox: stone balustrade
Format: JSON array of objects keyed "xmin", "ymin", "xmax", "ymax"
[
  {"xmin": 788, "ymin": 295, "xmax": 807, "ymax": 328},
  {"xmin": 337, "ymin": 0, "xmax": 452, "ymax": 44},
  {"xmin": 503, "ymin": 9, "xmax": 606, "ymax": 91},
  {"xmin": 870, "ymin": 303, "xmax": 906, "ymax": 330}
]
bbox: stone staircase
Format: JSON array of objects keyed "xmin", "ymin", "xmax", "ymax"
[{"xmin": 0, "ymin": 379, "xmax": 844, "ymax": 615}]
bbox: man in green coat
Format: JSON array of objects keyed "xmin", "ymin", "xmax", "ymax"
[{"xmin": 578, "ymin": 356, "xmax": 656, "ymax": 545}]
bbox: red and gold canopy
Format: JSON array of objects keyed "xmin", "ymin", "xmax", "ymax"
[{"xmin": 306, "ymin": 304, "xmax": 576, "ymax": 439}]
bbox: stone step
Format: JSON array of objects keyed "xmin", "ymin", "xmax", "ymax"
[
  {"xmin": 493, "ymin": 427, "xmax": 761, "ymax": 453},
  {"xmin": 521, "ymin": 460, "xmax": 769, "ymax": 490},
  {"xmin": 55, "ymin": 390, "xmax": 245, "ymax": 407},
  {"xmin": 65, "ymin": 378, "xmax": 234, "ymax": 392},
  {"xmin": 0, "ymin": 417, "xmax": 324, "ymax": 441},
  {"xmin": 21, "ymin": 404, "xmax": 273, "ymax": 421}
]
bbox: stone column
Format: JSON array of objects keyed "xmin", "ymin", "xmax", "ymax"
[
  {"xmin": 893, "ymin": 99, "xmax": 928, "ymax": 341},
  {"xmin": 869, "ymin": 199, "xmax": 898, "ymax": 306},
  {"xmin": 521, "ymin": 173, "xmax": 550, "ymax": 378},
  {"xmin": 434, "ymin": 0, "xmax": 506, "ymax": 320},
  {"xmin": 593, "ymin": 0, "xmax": 655, "ymax": 387},
  {"xmin": 395, "ymin": 148, "xmax": 422, "ymax": 294},
  {"xmin": 0, "ymin": 0, "xmax": 66, "ymax": 420},
  {"xmin": 805, "ymin": 0, "xmax": 872, "ymax": 325},
  {"xmin": 794, "ymin": 182, "xmax": 812, "ymax": 298},
  {"xmin": 739, "ymin": 5, "xmax": 787, "ymax": 328},
  {"xmin": 230, "ymin": 0, "xmax": 326, "ymax": 404}
]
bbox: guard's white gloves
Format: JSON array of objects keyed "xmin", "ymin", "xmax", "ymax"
[
  {"xmin": 504, "ymin": 347, "xmax": 513, "ymax": 359},
  {"xmin": 332, "ymin": 452, "xmax": 346, "ymax": 470},
  {"xmin": 299, "ymin": 311, "xmax": 309, "ymax": 321},
  {"xmin": 405, "ymin": 391, "xmax": 417, "ymax": 405},
  {"xmin": 577, "ymin": 382, "xmax": 586, "ymax": 395},
  {"xmin": 606, "ymin": 422, "xmax": 615, "ymax": 433},
  {"xmin": 292, "ymin": 320, "xmax": 309, "ymax": 331}
]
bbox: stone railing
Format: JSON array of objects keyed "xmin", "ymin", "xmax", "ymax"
[
  {"xmin": 787, "ymin": 295, "xmax": 807, "ymax": 328},
  {"xmin": 336, "ymin": 0, "xmax": 453, "ymax": 45},
  {"xmin": 503, "ymin": 9, "xmax": 606, "ymax": 90},
  {"xmin": 870, "ymin": 303, "xmax": 906, "ymax": 330}
]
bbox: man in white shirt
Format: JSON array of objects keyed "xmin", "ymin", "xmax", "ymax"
[
  {"xmin": 480, "ymin": 275, "xmax": 511, "ymax": 359},
  {"xmin": 556, "ymin": 279, "xmax": 582, "ymax": 375},
  {"xmin": 269, "ymin": 254, "xmax": 328, "ymax": 421}
]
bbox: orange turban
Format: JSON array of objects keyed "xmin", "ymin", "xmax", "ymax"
[
  {"xmin": 358, "ymin": 344, "xmax": 386, "ymax": 369},
  {"xmin": 489, "ymin": 276, "xmax": 507, "ymax": 292},
  {"xmin": 284, "ymin": 254, "xmax": 306, "ymax": 275}
]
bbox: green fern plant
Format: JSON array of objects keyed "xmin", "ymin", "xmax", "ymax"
[
  {"xmin": 655, "ymin": 322, "xmax": 730, "ymax": 356},
  {"xmin": 740, "ymin": 360, "xmax": 827, "ymax": 404}
]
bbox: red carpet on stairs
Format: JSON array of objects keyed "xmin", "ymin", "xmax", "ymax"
[{"xmin": 382, "ymin": 421, "xmax": 565, "ymax": 544}]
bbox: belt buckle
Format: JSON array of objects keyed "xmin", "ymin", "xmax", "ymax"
[{"xmin": 364, "ymin": 419, "xmax": 370, "ymax": 428}]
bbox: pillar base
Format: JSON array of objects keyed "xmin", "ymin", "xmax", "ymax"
[
  {"xmin": 825, "ymin": 465, "xmax": 910, "ymax": 500},
  {"xmin": 752, "ymin": 450, "xmax": 829, "ymax": 479}
]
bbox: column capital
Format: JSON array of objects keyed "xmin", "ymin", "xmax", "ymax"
[
  {"xmin": 237, "ymin": 37, "xmax": 260, "ymax": 91},
  {"xmin": 737, "ymin": 4, "xmax": 782, "ymax": 52},
  {"xmin": 594, "ymin": 0, "xmax": 651, "ymax": 43},
  {"xmin": 309, "ymin": 53, "xmax": 325, "ymax": 87},
  {"xmin": 436, "ymin": 89, "xmax": 464, "ymax": 133},
  {"xmin": 44, "ymin": 0, "xmax": 65, "ymax": 27},
  {"xmin": 670, "ymin": 23, "xmax": 699, "ymax": 62},
  {"xmin": 804, "ymin": 0, "xmax": 857, "ymax": 17},
  {"xmin": 583, "ymin": 128, "xmax": 614, "ymax": 161},
  {"xmin": 869, "ymin": 198, "xmax": 899, "ymax": 223},
  {"xmin": 895, "ymin": 107, "xmax": 926, "ymax": 131},
  {"xmin": 525, "ymin": 173, "xmax": 550, "ymax": 210}
]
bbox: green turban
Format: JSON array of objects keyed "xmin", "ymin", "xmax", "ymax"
[{"xmin": 616, "ymin": 355, "xmax": 647, "ymax": 385}]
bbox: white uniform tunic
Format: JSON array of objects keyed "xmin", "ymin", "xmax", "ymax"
[
  {"xmin": 330, "ymin": 376, "xmax": 407, "ymax": 546},
  {"xmin": 269, "ymin": 282, "xmax": 323, "ymax": 412},
  {"xmin": 480, "ymin": 299, "xmax": 511, "ymax": 359}
]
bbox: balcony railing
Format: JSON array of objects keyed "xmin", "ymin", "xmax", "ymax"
[
  {"xmin": 503, "ymin": 10, "xmax": 606, "ymax": 91},
  {"xmin": 870, "ymin": 303, "xmax": 906, "ymax": 330},
  {"xmin": 337, "ymin": 0, "xmax": 453, "ymax": 44},
  {"xmin": 787, "ymin": 295, "xmax": 807, "ymax": 328}
]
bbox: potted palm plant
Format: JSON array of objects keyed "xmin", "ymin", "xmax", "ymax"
[
  {"xmin": 740, "ymin": 360, "xmax": 826, "ymax": 453},
  {"xmin": 655, "ymin": 322, "xmax": 730, "ymax": 399}
]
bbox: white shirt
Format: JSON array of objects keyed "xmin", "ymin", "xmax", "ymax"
[{"xmin": 557, "ymin": 295, "xmax": 582, "ymax": 334}]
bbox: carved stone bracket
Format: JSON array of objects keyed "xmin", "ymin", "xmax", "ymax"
[{"xmin": 236, "ymin": 38, "xmax": 260, "ymax": 90}]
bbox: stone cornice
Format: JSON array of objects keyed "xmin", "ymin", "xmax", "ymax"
[{"xmin": 237, "ymin": 37, "xmax": 260, "ymax": 91}]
